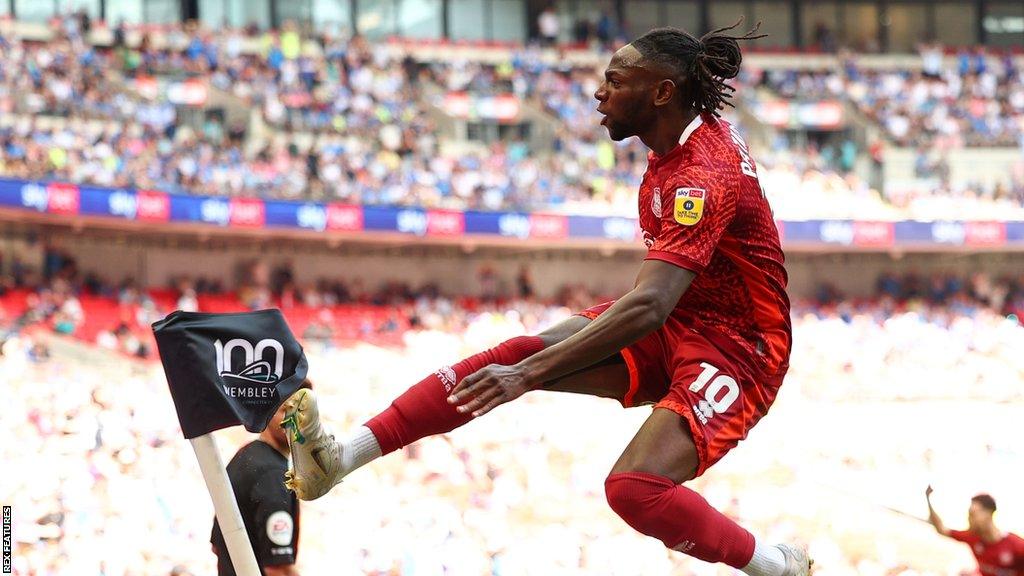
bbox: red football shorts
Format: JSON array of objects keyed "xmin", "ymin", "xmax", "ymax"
[{"xmin": 578, "ymin": 302, "xmax": 786, "ymax": 477}]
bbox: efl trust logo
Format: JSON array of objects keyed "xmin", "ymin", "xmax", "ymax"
[
  {"xmin": 214, "ymin": 338, "xmax": 285, "ymax": 403},
  {"xmin": 674, "ymin": 188, "xmax": 705, "ymax": 226}
]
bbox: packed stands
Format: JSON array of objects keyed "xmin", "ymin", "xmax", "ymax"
[
  {"xmin": 2, "ymin": 17, "xmax": 1022, "ymax": 219},
  {"xmin": 3, "ymin": 276, "xmax": 1022, "ymax": 575}
]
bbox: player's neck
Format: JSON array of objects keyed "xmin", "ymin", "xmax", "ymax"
[
  {"xmin": 977, "ymin": 524, "xmax": 1003, "ymax": 544},
  {"xmin": 641, "ymin": 110, "xmax": 699, "ymax": 157},
  {"xmin": 258, "ymin": 432, "xmax": 289, "ymax": 457}
]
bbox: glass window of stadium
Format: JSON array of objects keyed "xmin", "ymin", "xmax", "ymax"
[
  {"xmin": 311, "ymin": 0, "xmax": 353, "ymax": 35},
  {"xmin": 104, "ymin": 0, "xmax": 178, "ymax": 24},
  {"xmin": 840, "ymin": 2, "xmax": 880, "ymax": 51},
  {"xmin": 625, "ymin": 0, "xmax": 661, "ymax": 39},
  {"xmin": 663, "ymin": 1, "xmax": 700, "ymax": 35},
  {"xmin": 14, "ymin": 0, "xmax": 55, "ymax": 21},
  {"xmin": 399, "ymin": 0, "xmax": 442, "ymax": 39},
  {"xmin": 490, "ymin": 0, "xmax": 525, "ymax": 41},
  {"xmin": 801, "ymin": 1, "xmax": 839, "ymax": 51},
  {"xmin": 709, "ymin": 1, "xmax": 747, "ymax": 32},
  {"xmin": 200, "ymin": 0, "xmax": 270, "ymax": 29},
  {"xmin": 355, "ymin": 0, "xmax": 445, "ymax": 39},
  {"xmin": 751, "ymin": 1, "xmax": 794, "ymax": 48},
  {"xmin": 277, "ymin": 0, "xmax": 312, "ymax": 27},
  {"xmin": 984, "ymin": 2, "xmax": 1024, "ymax": 48},
  {"xmin": 557, "ymin": 0, "xmax": 617, "ymax": 44},
  {"xmin": 358, "ymin": 0, "xmax": 397, "ymax": 38},
  {"xmin": 60, "ymin": 0, "xmax": 100, "ymax": 18},
  {"xmin": 883, "ymin": 3, "xmax": 928, "ymax": 53},
  {"xmin": 448, "ymin": 0, "xmax": 486, "ymax": 40},
  {"xmin": 935, "ymin": 2, "xmax": 977, "ymax": 47}
]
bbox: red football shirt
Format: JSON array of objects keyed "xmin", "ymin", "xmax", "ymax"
[
  {"xmin": 950, "ymin": 530, "xmax": 1024, "ymax": 576},
  {"xmin": 638, "ymin": 113, "xmax": 791, "ymax": 376}
]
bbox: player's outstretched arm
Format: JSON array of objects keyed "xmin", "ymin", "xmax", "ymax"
[
  {"xmin": 450, "ymin": 260, "xmax": 695, "ymax": 416},
  {"xmin": 925, "ymin": 485, "xmax": 950, "ymax": 536}
]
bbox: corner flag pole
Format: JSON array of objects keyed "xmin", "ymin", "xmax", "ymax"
[{"xmin": 190, "ymin": 433, "xmax": 261, "ymax": 576}]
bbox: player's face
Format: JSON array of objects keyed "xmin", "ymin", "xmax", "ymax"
[
  {"xmin": 267, "ymin": 403, "xmax": 289, "ymax": 448},
  {"xmin": 967, "ymin": 502, "xmax": 992, "ymax": 531},
  {"xmin": 595, "ymin": 45, "xmax": 660, "ymax": 141}
]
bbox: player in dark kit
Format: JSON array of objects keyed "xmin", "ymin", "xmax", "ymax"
[
  {"xmin": 926, "ymin": 486, "xmax": 1024, "ymax": 576},
  {"xmin": 211, "ymin": 381, "xmax": 311, "ymax": 576},
  {"xmin": 283, "ymin": 22, "xmax": 811, "ymax": 575}
]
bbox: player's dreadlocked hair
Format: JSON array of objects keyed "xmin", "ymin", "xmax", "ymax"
[{"xmin": 632, "ymin": 20, "xmax": 766, "ymax": 117}]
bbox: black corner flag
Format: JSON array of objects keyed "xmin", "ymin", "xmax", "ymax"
[
  {"xmin": 152, "ymin": 308, "xmax": 309, "ymax": 576},
  {"xmin": 152, "ymin": 309, "xmax": 309, "ymax": 439}
]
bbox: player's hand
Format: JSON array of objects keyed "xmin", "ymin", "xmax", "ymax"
[
  {"xmin": 925, "ymin": 485, "xmax": 934, "ymax": 498},
  {"xmin": 447, "ymin": 363, "xmax": 534, "ymax": 418}
]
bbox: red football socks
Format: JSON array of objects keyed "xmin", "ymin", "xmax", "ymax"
[
  {"xmin": 364, "ymin": 335, "xmax": 546, "ymax": 455},
  {"xmin": 605, "ymin": 471, "xmax": 755, "ymax": 567}
]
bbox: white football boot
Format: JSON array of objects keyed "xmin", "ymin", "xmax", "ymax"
[
  {"xmin": 281, "ymin": 389, "xmax": 343, "ymax": 500},
  {"xmin": 776, "ymin": 544, "xmax": 813, "ymax": 575}
]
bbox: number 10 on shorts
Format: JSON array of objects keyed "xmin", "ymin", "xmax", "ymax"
[{"xmin": 688, "ymin": 362, "xmax": 740, "ymax": 425}]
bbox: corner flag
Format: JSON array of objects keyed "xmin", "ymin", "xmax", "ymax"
[
  {"xmin": 152, "ymin": 309, "xmax": 309, "ymax": 438},
  {"xmin": 152, "ymin": 309, "xmax": 309, "ymax": 576}
]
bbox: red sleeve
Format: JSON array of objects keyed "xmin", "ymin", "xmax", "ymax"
[
  {"xmin": 646, "ymin": 167, "xmax": 736, "ymax": 273},
  {"xmin": 948, "ymin": 529, "xmax": 974, "ymax": 543}
]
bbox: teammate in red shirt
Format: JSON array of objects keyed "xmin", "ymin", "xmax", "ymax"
[
  {"xmin": 927, "ymin": 487, "xmax": 1024, "ymax": 576},
  {"xmin": 282, "ymin": 23, "xmax": 810, "ymax": 576}
]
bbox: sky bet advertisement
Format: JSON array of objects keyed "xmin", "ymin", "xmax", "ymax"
[{"xmin": 3, "ymin": 178, "xmax": 1023, "ymax": 248}]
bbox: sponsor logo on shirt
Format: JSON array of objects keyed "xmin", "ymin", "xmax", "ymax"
[
  {"xmin": 266, "ymin": 511, "xmax": 294, "ymax": 546},
  {"xmin": 674, "ymin": 188, "xmax": 705, "ymax": 226}
]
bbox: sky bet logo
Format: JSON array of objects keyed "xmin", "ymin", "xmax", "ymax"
[
  {"xmin": 396, "ymin": 209, "xmax": 428, "ymax": 236},
  {"xmin": 214, "ymin": 338, "xmax": 285, "ymax": 402},
  {"xmin": 200, "ymin": 198, "xmax": 231, "ymax": 226},
  {"xmin": 20, "ymin": 183, "xmax": 48, "ymax": 212},
  {"xmin": 108, "ymin": 190, "xmax": 138, "ymax": 219},
  {"xmin": 297, "ymin": 203, "xmax": 328, "ymax": 232}
]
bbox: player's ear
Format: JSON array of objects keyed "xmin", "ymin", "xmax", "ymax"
[{"xmin": 654, "ymin": 78, "xmax": 676, "ymax": 107}]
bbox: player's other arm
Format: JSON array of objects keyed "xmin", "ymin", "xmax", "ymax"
[
  {"xmin": 520, "ymin": 259, "xmax": 695, "ymax": 383},
  {"xmin": 264, "ymin": 565, "xmax": 300, "ymax": 576},
  {"xmin": 450, "ymin": 260, "xmax": 695, "ymax": 416},
  {"xmin": 926, "ymin": 485, "xmax": 951, "ymax": 536}
]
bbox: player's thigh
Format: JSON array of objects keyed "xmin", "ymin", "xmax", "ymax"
[
  {"xmin": 656, "ymin": 333, "xmax": 781, "ymax": 478},
  {"xmin": 543, "ymin": 355, "xmax": 631, "ymax": 402},
  {"xmin": 609, "ymin": 407, "xmax": 700, "ymax": 484}
]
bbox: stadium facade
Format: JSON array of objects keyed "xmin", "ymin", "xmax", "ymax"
[{"xmin": 2, "ymin": 0, "xmax": 1021, "ymax": 50}]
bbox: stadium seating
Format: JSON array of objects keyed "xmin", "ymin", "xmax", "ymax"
[{"xmin": 2, "ymin": 19, "xmax": 1022, "ymax": 219}]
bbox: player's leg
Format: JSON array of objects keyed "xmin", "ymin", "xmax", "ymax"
[
  {"xmin": 603, "ymin": 409, "xmax": 808, "ymax": 576},
  {"xmin": 283, "ymin": 315, "xmax": 594, "ymax": 500},
  {"xmin": 602, "ymin": 329, "xmax": 809, "ymax": 576}
]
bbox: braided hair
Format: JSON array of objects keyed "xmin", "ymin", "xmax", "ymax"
[{"xmin": 631, "ymin": 20, "xmax": 766, "ymax": 117}]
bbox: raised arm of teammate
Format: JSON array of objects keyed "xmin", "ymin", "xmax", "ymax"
[
  {"xmin": 926, "ymin": 485, "xmax": 951, "ymax": 536},
  {"xmin": 449, "ymin": 259, "xmax": 695, "ymax": 416}
]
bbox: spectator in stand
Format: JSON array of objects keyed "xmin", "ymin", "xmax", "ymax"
[{"xmin": 538, "ymin": 6, "xmax": 560, "ymax": 46}]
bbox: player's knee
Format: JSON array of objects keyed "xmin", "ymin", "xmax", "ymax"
[{"xmin": 604, "ymin": 472, "xmax": 676, "ymax": 536}]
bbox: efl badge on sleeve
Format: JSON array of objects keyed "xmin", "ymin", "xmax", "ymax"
[{"xmin": 674, "ymin": 188, "xmax": 705, "ymax": 226}]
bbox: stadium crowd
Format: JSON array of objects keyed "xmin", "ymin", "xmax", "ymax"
[
  {"xmin": 758, "ymin": 46, "xmax": 1024, "ymax": 148},
  {"xmin": 3, "ymin": 266, "xmax": 1022, "ymax": 575},
  {"xmin": 1, "ymin": 17, "xmax": 1023, "ymax": 218}
]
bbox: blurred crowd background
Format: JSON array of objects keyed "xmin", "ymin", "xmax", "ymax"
[
  {"xmin": 1, "ymin": 12, "xmax": 1023, "ymax": 219},
  {"xmin": 2, "ymin": 4, "xmax": 1023, "ymax": 576}
]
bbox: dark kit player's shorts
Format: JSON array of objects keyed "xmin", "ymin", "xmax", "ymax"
[{"xmin": 579, "ymin": 302, "xmax": 786, "ymax": 477}]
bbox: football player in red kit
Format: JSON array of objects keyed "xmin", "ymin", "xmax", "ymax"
[
  {"xmin": 283, "ymin": 22, "xmax": 811, "ymax": 576},
  {"xmin": 927, "ymin": 487, "xmax": 1024, "ymax": 576}
]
